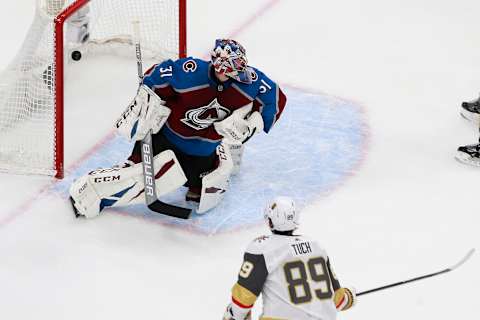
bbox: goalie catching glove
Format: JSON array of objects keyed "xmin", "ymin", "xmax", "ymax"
[
  {"xmin": 214, "ymin": 103, "xmax": 264, "ymax": 144},
  {"xmin": 115, "ymin": 84, "xmax": 171, "ymax": 141}
]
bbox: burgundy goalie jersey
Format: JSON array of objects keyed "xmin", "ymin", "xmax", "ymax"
[{"xmin": 142, "ymin": 57, "xmax": 287, "ymax": 157}]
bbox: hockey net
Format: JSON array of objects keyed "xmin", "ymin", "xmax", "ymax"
[{"xmin": 0, "ymin": 0, "xmax": 186, "ymax": 178}]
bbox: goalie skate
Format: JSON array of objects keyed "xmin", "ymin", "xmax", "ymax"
[
  {"xmin": 69, "ymin": 196, "xmax": 81, "ymax": 218},
  {"xmin": 460, "ymin": 95, "xmax": 480, "ymax": 123},
  {"xmin": 455, "ymin": 143, "xmax": 480, "ymax": 166}
]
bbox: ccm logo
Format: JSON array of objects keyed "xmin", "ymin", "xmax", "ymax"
[
  {"xmin": 115, "ymin": 104, "xmax": 135, "ymax": 128},
  {"xmin": 90, "ymin": 168, "xmax": 120, "ymax": 175},
  {"xmin": 94, "ymin": 176, "xmax": 120, "ymax": 183},
  {"xmin": 79, "ymin": 182, "xmax": 88, "ymax": 194}
]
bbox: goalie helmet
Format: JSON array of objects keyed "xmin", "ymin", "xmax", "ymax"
[
  {"xmin": 264, "ymin": 196, "xmax": 299, "ymax": 232},
  {"xmin": 211, "ymin": 39, "xmax": 252, "ymax": 84}
]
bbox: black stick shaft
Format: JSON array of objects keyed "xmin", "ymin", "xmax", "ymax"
[
  {"xmin": 357, "ymin": 249, "xmax": 474, "ymax": 297},
  {"xmin": 357, "ymin": 269, "xmax": 448, "ymax": 296}
]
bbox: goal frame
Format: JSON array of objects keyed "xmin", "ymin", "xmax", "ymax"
[{"xmin": 53, "ymin": 0, "xmax": 187, "ymax": 178}]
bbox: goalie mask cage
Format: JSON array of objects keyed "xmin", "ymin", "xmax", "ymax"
[{"xmin": 0, "ymin": 0, "xmax": 187, "ymax": 178}]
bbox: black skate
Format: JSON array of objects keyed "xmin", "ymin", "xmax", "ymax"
[
  {"xmin": 455, "ymin": 143, "xmax": 480, "ymax": 166},
  {"xmin": 461, "ymin": 95, "xmax": 480, "ymax": 122},
  {"xmin": 69, "ymin": 196, "xmax": 82, "ymax": 218}
]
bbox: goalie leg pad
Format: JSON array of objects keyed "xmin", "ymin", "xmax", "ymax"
[
  {"xmin": 197, "ymin": 143, "xmax": 234, "ymax": 214},
  {"xmin": 69, "ymin": 150, "xmax": 187, "ymax": 218}
]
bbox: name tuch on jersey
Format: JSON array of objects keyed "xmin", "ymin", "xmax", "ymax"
[{"xmin": 291, "ymin": 240, "xmax": 313, "ymax": 255}]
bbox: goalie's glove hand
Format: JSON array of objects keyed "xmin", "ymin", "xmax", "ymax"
[
  {"xmin": 115, "ymin": 85, "xmax": 171, "ymax": 141},
  {"xmin": 222, "ymin": 304, "xmax": 251, "ymax": 320},
  {"xmin": 334, "ymin": 287, "xmax": 357, "ymax": 311},
  {"xmin": 214, "ymin": 103, "xmax": 264, "ymax": 144}
]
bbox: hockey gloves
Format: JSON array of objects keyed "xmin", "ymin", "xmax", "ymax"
[
  {"xmin": 334, "ymin": 287, "xmax": 357, "ymax": 311},
  {"xmin": 116, "ymin": 85, "xmax": 171, "ymax": 141}
]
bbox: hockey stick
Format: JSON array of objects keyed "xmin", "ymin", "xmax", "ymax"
[
  {"xmin": 357, "ymin": 248, "xmax": 475, "ymax": 296},
  {"xmin": 132, "ymin": 21, "xmax": 191, "ymax": 219}
]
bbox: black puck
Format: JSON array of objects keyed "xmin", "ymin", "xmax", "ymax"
[{"xmin": 71, "ymin": 50, "xmax": 82, "ymax": 61}]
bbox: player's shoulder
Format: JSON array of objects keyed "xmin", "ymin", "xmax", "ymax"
[
  {"xmin": 171, "ymin": 57, "xmax": 210, "ymax": 74},
  {"xmin": 153, "ymin": 57, "xmax": 210, "ymax": 89},
  {"xmin": 246, "ymin": 233, "xmax": 306, "ymax": 254},
  {"xmin": 295, "ymin": 234, "xmax": 323, "ymax": 245},
  {"xmin": 292, "ymin": 235, "xmax": 328, "ymax": 255},
  {"xmin": 234, "ymin": 66, "xmax": 277, "ymax": 97},
  {"xmin": 248, "ymin": 66, "xmax": 268, "ymax": 81},
  {"xmin": 292, "ymin": 234, "xmax": 315, "ymax": 242},
  {"xmin": 245, "ymin": 234, "xmax": 276, "ymax": 255}
]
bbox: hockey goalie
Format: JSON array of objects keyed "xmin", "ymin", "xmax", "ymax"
[{"xmin": 69, "ymin": 39, "xmax": 287, "ymax": 218}]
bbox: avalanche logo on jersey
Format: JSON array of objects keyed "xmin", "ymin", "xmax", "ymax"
[{"xmin": 181, "ymin": 98, "xmax": 231, "ymax": 130}]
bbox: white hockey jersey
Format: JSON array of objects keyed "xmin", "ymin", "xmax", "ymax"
[{"xmin": 231, "ymin": 234, "xmax": 341, "ymax": 320}]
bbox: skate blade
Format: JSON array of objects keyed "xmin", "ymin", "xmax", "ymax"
[{"xmin": 455, "ymin": 152, "xmax": 480, "ymax": 167}]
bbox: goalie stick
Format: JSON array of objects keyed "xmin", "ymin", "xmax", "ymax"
[
  {"xmin": 357, "ymin": 248, "xmax": 475, "ymax": 296},
  {"xmin": 132, "ymin": 21, "xmax": 191, "ymax": 219}
]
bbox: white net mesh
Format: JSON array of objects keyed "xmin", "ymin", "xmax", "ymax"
[{"xmin": 0, "ymin": 0, "xmax": 183, "ymax": 177}]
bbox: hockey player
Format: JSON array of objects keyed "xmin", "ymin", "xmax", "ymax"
[
  {"xmin": 456, "ymin": 94, "xmax": 480, "ymax": 166},
  {"xmin": 69, "ymin": 39, "xmax": 287, "ymax": 218},
  {"xmin": 223, "ymin": 197, "xmax": 356, "ymax": 320}
]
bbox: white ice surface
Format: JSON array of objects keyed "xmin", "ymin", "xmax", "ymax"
[{"xmin": 0, "ymin": 1, "xmax": 479, "ymax": 319}]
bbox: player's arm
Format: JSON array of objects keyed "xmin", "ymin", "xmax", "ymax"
[
  {"xmin": 114, "ymin": 60, "xmax": 178, "ymax": 141},
  {"xmin": 223, "ymin": 251, "xmax": 268, "ymax": 320},
  {"xmin": 142, "ymin": 59, "xmax": 178, "ymax": 100},
  {"xmin": 252, "ymin": 71, "xmax": 287, "ymax": 134},
  {"xmin": 327, "ymin": 257, "xmax": 357, "ymax": 312}
]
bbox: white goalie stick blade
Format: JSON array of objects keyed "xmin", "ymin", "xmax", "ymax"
[{"xmin": 357, "ymin": 248, "xmax": 476, "ymax": 296}]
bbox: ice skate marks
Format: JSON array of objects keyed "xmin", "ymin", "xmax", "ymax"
[{"xmin": 53, "ymin": 87, "xmax": 369, "ymax": 234}]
